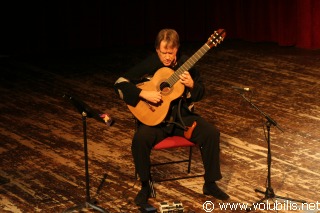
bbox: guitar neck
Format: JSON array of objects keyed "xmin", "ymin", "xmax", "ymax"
[
  {"xmin": 167, "ymin": 44, "xmax": 211, "ymax": 87},
  {"xmin": 166, "ymin": 29, "xmax": 225, "ymax": 87}
]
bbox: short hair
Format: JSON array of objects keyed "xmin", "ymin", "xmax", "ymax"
[{"xmin": 155, "ymin": 29, "xmax": 180, "ymax": 49}]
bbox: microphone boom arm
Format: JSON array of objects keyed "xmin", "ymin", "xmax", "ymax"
[{"xmin": 238, "ymin": 92, "xmax": 284, "ymax": 132}]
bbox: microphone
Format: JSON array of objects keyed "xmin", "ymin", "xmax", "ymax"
[{"xmin": 231, "ymin": 86, "xmax": 250, "ymax": 91}]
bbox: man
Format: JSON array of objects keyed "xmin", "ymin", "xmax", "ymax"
[{"xmin": 114, "ymin": 28, "xmax": 229, "ymax": 205}]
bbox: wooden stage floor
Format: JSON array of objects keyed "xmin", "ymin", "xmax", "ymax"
[{"xmin": 1, "ymin": 40, "xmax": 320, "ymax": 212}]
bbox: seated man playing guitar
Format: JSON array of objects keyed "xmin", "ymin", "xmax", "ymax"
[{"xmin": 114, "ymin": 28, "xmax": 229, "ymax": 205}]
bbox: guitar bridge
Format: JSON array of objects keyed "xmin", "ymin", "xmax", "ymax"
[{"xmin": 144, "ymin": 101, "xmax": 155, "ymax": 112}]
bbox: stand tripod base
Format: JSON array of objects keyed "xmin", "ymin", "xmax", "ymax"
[
  {"xmin": 246, "ymin": 187, "xmax": 307, "ymax": 212},
  {"xmin": 63, "ymin": 201, "xmax": 108, "ymax": 213}
]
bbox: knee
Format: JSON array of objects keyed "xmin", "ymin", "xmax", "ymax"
[
  {"xmin": 203, "ymin": 124, "xmax": 220, "ymax": 138},
  {"xmin": 200, "ymin": 125, "xmax": 220, "ymax": 149}
]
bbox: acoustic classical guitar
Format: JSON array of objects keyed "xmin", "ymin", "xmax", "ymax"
[{"xmin": 128, "ymin": 29, "xmax": 226, "ymax": 126}]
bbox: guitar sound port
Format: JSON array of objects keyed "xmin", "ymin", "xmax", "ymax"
[{"xmin": 160, "ymin": 81, "xmax": 171, "ymax": 94}]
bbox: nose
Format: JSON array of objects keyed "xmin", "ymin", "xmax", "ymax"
[{"xmin": 164, "ymin": 53, "xmax": 171, "ymax": 60}]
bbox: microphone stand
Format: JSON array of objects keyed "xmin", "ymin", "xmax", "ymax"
[
  {"xmin": 63, "ymin": 94, "xmax": 112, "ymax": 213},
  {"xmin": 233, "ymin": 90, "xmax": 306, "ymax": 211}
]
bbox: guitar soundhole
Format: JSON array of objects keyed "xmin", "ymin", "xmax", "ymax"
[{"xmin": 160, "ymin": 81, "xmax": 171, "ymax": 94}]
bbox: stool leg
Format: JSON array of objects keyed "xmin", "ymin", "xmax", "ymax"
[{"xmin": 187, "ymin": 147, "xmax": 193, "ymax": 173}]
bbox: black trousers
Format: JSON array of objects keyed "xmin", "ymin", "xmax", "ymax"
[{"xmin": 131, "ymin": 114, "xmax": 222, "ymax": 183}]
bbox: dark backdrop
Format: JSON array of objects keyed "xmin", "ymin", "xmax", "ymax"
[{"xmin": 1, "ymin": 0, "xmax": 320, "ymax": 54}]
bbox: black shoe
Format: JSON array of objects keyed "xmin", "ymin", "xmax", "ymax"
[
  {"xmin": 134, "ymin": 186, "xmax": 151, "ymax": 206},
  {"xmin": 203, "ymin": 182, "xmax": 230, "ymax": 200}
]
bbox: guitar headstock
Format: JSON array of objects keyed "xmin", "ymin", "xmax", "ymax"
[{"xmin": 206, "ymin": 29, "xmax": 226, "ymax": 48}]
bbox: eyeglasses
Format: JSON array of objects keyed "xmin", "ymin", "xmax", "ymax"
[{"xmin": 158, "ymin": 49, "xmax": 177, "ymax": 56}]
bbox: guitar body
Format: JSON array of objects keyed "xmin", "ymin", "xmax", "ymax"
[{"xmin": 127, "ymin": 67, "xmax": 185, "ymax": 126}]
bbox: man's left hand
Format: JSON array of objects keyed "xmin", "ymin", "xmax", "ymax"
[{"xmin": 179, "ymin": 71, "xmax": 194, "ymax": 89}]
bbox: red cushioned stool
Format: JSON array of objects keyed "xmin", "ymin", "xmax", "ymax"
[
  {"xmin": 152, "ymin": 136, "xmax": 195, "ymax": 173},
  {"xmin": 147, "ymin": 136, "xmax": 203, "ymax": 198}
]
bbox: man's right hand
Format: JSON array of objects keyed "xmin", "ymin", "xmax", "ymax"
[{"xmin": 139, "ymin": 90, "xmax": 162, "ymax": 104}]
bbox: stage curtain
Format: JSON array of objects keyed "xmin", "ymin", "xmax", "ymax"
[
  {"xmin": 295, "ymin": 0, "xmax": 320, "ymax": 49},
  {"xmin": 219, "ymin": 0, "xmax": 320, "ymax": 49},
  {"xmin": 2, "ymin": 0, "xmax": 320, "ymax": 53},
  {"xmin": 146, "ymin": 0, "xmax": 320, "ymax": 49}
]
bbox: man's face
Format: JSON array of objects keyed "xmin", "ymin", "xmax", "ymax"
[{"xmin": 156, "ymin": 41, "xmax": 178, "ymax": 67}]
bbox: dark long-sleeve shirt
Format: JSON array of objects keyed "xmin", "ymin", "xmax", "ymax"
[{"xmin": 114, "ymin": 52, "xmax": 205, "ymax": 127}]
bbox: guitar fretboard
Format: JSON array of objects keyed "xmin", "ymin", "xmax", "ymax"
[{"xmin": 166, "ymin": 44, "xmax": 211, "ymax": 87}]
